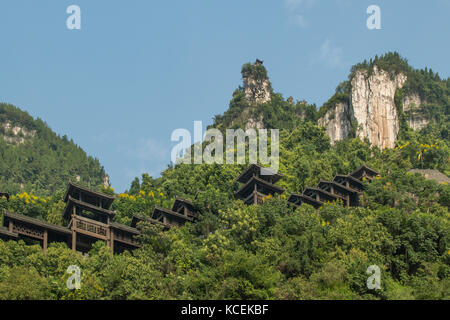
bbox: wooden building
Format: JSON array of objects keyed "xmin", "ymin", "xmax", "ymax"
[
  {"xmin": 0, "ymin": 164, "xmax": 378, "ymax": 254},
  {"xmin": 131, "ymin": 197, "xmax": 198, "ymax": 229},
  {"xmin": 288, "ymin": 165, "xmax": 379, "ymax": 209},
  {"xmin": 333, "ymin": 174, "xmax": 365, "ymax": 193},
  {"xmin": 235, "ymin": 164, "xmax": 285, "ymax": 205},
  {"xmin": 172, "ymin": 197, "xmax": 198, "ymax": 220},
  {"xmin": 317, "ymin": 180, "xmax": 360, "ymax": 207},
  {"xmin": 303, "ymin": 187, "xmax": 349, "ymax": 207},
  {"xmin": 349, "ymin": 164, "xmax": 379, "ymax": 181},
  {"xmin": 63, "ymin": 182, "xmax": 140, "ymax": 254},
  {"xmin": 1, "ymin": 182, "xmax": 140, "ymax": 255},
  {"xmin": 3, "ymin": 211, "xmax": 72, "ymax": 254}
]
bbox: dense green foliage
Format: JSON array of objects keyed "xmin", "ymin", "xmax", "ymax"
[
  {"xmin": 0, "ymin": 53, "xmax": 449, "ymax": 300},
  {"xmin": 0, "ymin": 103, "xmax": 106, "ymax": 196}
]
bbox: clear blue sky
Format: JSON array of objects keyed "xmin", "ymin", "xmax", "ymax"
[{"xmin": 1, "ymin": 0, "xmax": 449, "ymax": 192}]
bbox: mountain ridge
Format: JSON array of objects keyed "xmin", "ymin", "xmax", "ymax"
[
  {"xmin": 0, "ymin": 103, "xmax": 107, "ymax": 196},
  {"xmin": 212, "ymin": 52, "xmax": 449, "ymax": 151}
]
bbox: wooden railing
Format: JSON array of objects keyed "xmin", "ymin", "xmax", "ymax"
[
  {"xmin": 72, "ymin": 215, "xmax": 108, "ymax": 240},
  {"xmin": 12, "ymin": 222, "xmax": 44, "ymax": 240}
]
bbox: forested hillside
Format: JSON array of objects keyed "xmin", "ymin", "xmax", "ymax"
[
  {"xmin": 0, "ymin": 53, "xmax": 449, "ymax": 300},
  {"xmin": 0, "ymin": 103, "xmax": 107, "ymax": 196}
]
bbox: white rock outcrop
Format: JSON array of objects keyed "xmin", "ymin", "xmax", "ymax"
[
  {"xmin": 243, "ymin": 77, "xmax": 272, "ymax": 105},
  {"xmin": 350, "ymin": 66, "xmax": 407, "ymax": 149},
  {"xmin": 318, "ymin": 66, "xmax": 423, "ymax": 149},
  {"xmin": 1, "ymin": 121, "xmax": 36, "ymax": 144},
  {"xmin": 318, "ymin": 102, "xmax": 352, "ymax": 145}
]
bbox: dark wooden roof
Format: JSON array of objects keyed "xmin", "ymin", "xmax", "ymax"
[
  {"xmin": 152, "ymin": 206, "xmax": 194, "ymax": 222},
  {"xmin": 172, "ymin": 197, "xmax": 194, "ymax": 211},
  {"xmin": 333, "ymin": 174, "xmax": 365, "ymax": 187},
  {"xmin": 350, "ymin": 165, "xmax": 379, "ymax": 180},
  {"xmin": 4, "ymin": 211, "xmax": 72, "ymax": 236},
  {"xmin": 303, "ymin": 187, "xmax": 347, "ymax": 202},
  {"xmin": 317, "ymin": 180, "xmax": 360, "ymax": 195},
  {"xmin": 63, "ymin": 182, "xmax": 115, "ymax": 208},
  {"xmin": 236, "ymin": 164, "xmax": 283, "ymax": 184},
  {"xmin": 287, "ymin": 193, "xmax": 304, "ymax": 206},
  {"xmin": 110, "ymin": 222, "xmax": 140, "ymax": 235},
  {"xmin": 235, "ymin": 176, "xmax": 285, "ymax": 198},
  {"xmin": 63, "ymin": 196, "xmax": 116, "ymax": 220},
  {"xmin": 287, "ymin": 193, "xmax": 323, "ymax": 208},
  {"xmin": 0, "ymin": 192, "xmax": 9, "ymax": 200}
]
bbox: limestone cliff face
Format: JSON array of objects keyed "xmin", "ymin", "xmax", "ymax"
[
  {"xmin": 318, "ymin": 102, "xmax": 352, "ymax": 145},
  {"xmin": 319, "ymin": 66, "xmax": 415, "ymax": 149},
  {"xmin": 350, "ymin": 66, "xmax": 407, "ymax": 149}
]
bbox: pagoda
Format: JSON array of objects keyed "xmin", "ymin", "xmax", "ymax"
[
  {"xmin": 63, "ymin": 182, "xmax": 139, "ymax": 253},
  {"xmin": 235, "ymin": 164, "xmax": 285, "ymax": 205}
]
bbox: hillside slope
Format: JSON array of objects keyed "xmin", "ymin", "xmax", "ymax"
[
  {"xmin": 0, "ymin": 103, "xmax": 107, "ymax": 196},
  {"xmin": 0, "ymin": 54, "xmax": 448, "ymax": 300}
]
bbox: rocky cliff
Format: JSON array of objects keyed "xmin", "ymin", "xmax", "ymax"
[
  {"xmin": 317, "ymin": 102, "xmax": 352, "ymax": 143},
  {"xmin": 351, "ymin": 66, "xmax": 407, "ymax": 149},
  {"xmin": 319, "ymin": 65, "xmax": 431, "ymax": 149},
  {"xmin": 241, "ymin": 60, "xmax": 272, "ymax": 130},
  {"xmin": 214, "ymin": 54, "xmax": 443, "ymax": 141}
]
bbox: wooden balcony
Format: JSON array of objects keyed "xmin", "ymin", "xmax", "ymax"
[{"xmin": 71, "ymin": 215, "xmax": 108, "ymax": 241}]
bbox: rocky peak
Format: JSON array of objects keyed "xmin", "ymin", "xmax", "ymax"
[{"xmin": 242, "ymin": 60, "xmax": 272, "ymax": 105}]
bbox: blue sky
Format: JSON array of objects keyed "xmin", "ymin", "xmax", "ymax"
[{"xmin": 0, "ymin": 0, "xmax": 449, "ymax": 192}]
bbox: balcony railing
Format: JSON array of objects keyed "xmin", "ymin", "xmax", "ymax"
[{"xmin": 73, "ymin": 216, "xmax": 108, "ymax": 240}]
